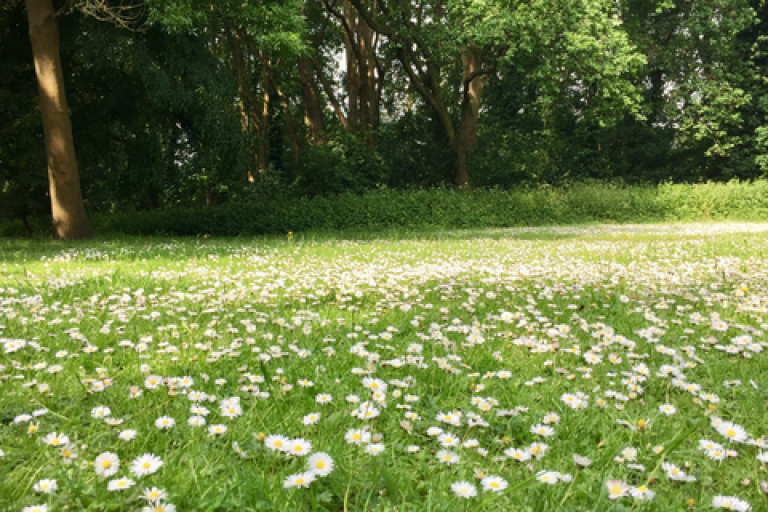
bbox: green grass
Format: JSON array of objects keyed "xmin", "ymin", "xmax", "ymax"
[
  {"xmin": 2, "ymin": 222, "xmax": 768, "ymax": 511},
  {"xmin": 4, "ymin": 179, "xmax": 768, "ymax": 237}
]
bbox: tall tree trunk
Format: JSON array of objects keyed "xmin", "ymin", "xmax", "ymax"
[
  {"xmin": 26, "ymin": 0, "xmax": 92, "ymax": 239},
  {"xmin": 297, "ymin": 56, "xmax": 327, "ymax": 145},
  {"xmin": 258, "ymin": 55, "xmax": 271, "ymax": 177},
  {"xmin": 276, "ymin": 86, "xmax": 301, "ymax": 162},
  {"xmin": 455, "ymin": 48, "xmax": 489, "ymax": 189},
  {"xmin": 312, "ymin": 57, "xmax": 348, "ymax": 129},
  {"xmin": 343, "ymin": 0, "xmax": 359, "ymax": 131},
  {"xmin": 357, "ymin": 13, "xmax": 375, "ymax": 147}
]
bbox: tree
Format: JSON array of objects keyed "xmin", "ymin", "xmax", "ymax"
[
  {"xmin": 26, "ymin": 0, "xmax": 91, "ymax": 238},
  {"xmin": 348, "ymin": 0, "xmax": 645, "ymax": 188}
]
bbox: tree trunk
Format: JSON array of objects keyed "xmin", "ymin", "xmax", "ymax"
[
  {"xmin": 26, "ymin": 0, "xmax": 92, "ymax": 239},
  {"xmin": 297, "ymin": 56, "xmax": 327, "ymax": 145},
  {"xmin": 344, "ymin": 0, "xmax": 359, "ymax": 131},
  {"xmin": 258, "ymin": 55, "xmax": 271, "ymax": 177},
  {"xmin": 276, "ymin": 86, "xmax": 301, "ymax": 162},
  {"xmin": 357, "ymin": 12, "xmax": 375, "ymax": 147},
  {"xmin": 455, "ymin": 48, "xmax": 489, "ymax": 189}
]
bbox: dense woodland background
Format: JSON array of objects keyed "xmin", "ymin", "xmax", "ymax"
[{"xmin": 1, "ymin": 0, "xmax": 767, "ymax": 236}]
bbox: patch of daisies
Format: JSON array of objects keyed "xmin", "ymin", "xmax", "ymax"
[{"xmin": 2, "ymin": 226, "xmax": 768, "ymax": 510}]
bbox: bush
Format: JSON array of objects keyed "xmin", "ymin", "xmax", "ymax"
[{"xmin": 4, "ymin": 179, "xmax": 768, "ymax": 238}]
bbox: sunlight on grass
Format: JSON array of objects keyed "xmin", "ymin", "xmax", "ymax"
[{"xmin": 1, "ymin": 222, "xmax": 768, "ymax": 511}]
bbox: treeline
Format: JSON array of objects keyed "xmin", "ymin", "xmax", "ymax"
[{"xmin": 1, "ymin": 0, "xmax": 767, "ymax": 235}]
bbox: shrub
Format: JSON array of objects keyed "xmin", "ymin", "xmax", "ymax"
[{"xmin": 4, "ymin": 179, "xmax": 768, "ymax": 238}]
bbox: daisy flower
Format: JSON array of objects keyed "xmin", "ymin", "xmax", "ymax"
[
  {"xmin": 306, "ymin": 452, "xmax": 334, "ymax": 477},
  {"xmin": 717, "ymin": 422, "xmax": 748, "ymax": 443},
  {"xmin": 118, "ymin": 429, "xmax": 137, "ymax": 441},
  {"xmin": 283, "ymin": 471, "xmax": 316, "ymax": 488},
  {"xmin": 365, "ymin": 443, "xmax": 385, "ymax": 456},
  {"xmin": 155, "ymin": 416, "xmax": 175, "ymax": 429},
  {"xmin": 712, "ymin": 495, "xmax": 751, "ymax": 510},
  {"xmin": 264, "ymin": 434, "xmax": 289, "ymax": 452},
  {"xmin": 140, "ymin": 487, "xmax": 168, "ymax": 502},
  {"xmin": 451, "ymin": 481, "xmax": 477, "ymax": 498},
  {"xmin": 504, "ymin": 447, "xmax": 531, "ymax": 462},
  {"xmin": 60, "ymin": 444, "xmax": 77, "ymax": 464},
  {"xmin": 129, "ymin": 453, "xmax": 163, "ymax": 478},
  {"xmin": 621, "ymin": 447, "xmax": 638, "ymax": 461},
  {"xmin": 188, "ymin": 416, "xmax": 206, "ymax": 427},
  {"xmin": 286, "ymin": 438, "xmax": 312, "ymax": 456},
  {"xmin": 21, "ymin": 506, "xmax": 48, "ymax": 512},
  {"xmin": 208, "ymin": 424, "xmax": 227, "ymax": 436},
  {"xmin": 107, "ymin": 476, "xmax": 135, "ymax": 491},
  {"xmin": 529, "ymin": 442, "xmax": 549, "ymax": 460},
  {"xmin": 606, "ymin": 480, "xmax": 630, "ymax": 500},
  {"xmin": 141, "ymin": 505, "xmax": 176, "ymax": 512},
  {"xmin": 436, "ymin": 450, "xmax": 460, "ymax": 465},
  {"xmin": 33, "ymin": 479, "xmax": 57, "ymax": 494},
  {"xmin": 481, "ymin": 475, "xmax": 508, "ymax": 492},
  {"xmin": 536, "ymin": 471, "xmax": 560, "ymax": 484},
  {"xmin": 629, "ymin": 485, "xmax": 656, "ymax": 500},
  {"xmin": 426, "ymin": 427, "xmax": 444, "ymax": 437},
  {"xmin": 190, "ymin": 405, "xmax": 210, "ymax": 416},
  {"xmin": 94, "ymin": 452, "xmax": 120, "ymax": 477},
  {"xmin": 662, "ymin": 462, "xmax": 696, "ymax": 482},
  {"xmin": 438, "ymin": 433, "xmax": 460, "ymax": 447},
  {"xmin": 659, "ymin": 404, "xmax": 676, "ymax": 415},
  {"xmin": 531, "ymin": 424, "xmax": 555, "ymax": 437},
  {"xmin": 573, "ymin": 454, "xmax": 592, "ymax": 467},
  {"xmin": 91, "ymin": 406, "xmax": 111, "ymax": 419},
  {"xmin": 42, "ymin": 432, "xmax": 70, "ymax": 447},
  {"xmin": 302, "ymin": 412, "xmax": 321, "ymax": 425},
  {"xmin": 345, "ymin": 429, "xmax": 371, "ymax": 445}
]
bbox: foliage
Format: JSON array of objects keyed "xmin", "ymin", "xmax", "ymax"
[
  {"xmin": 1, "ymin": 0, "xmax": 767, "ymax": 231},
  {"xmin": 1, "ymin": 180, "xmax": 759, "ymax": 238}
]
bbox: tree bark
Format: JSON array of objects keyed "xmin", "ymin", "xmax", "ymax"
[
  {"xmin": 343, "ymin": 0, "xmax": 359, "ymax": 131},
  {"xmin": 26, "ymin": 0, "xmax": 92, "ymax": 239},
  {"xmin": 258, "ymin": 55, "xmax": 271, "ymax": 177},
  {"xmin": 455, "ymin": 48, "xmax": 489, "ymax": 189},
  {"xmin": 297, "ymin": 56, "xmax": 327, "ymax": 145}
]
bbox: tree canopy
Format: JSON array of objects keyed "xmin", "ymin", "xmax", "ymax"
[{"xmin": 1, "ymin": 0, "xmax": 766, "ymax": 233}]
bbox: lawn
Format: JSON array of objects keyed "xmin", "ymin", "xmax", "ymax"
[{"xmin": 1, "ymin": 222, "xmax": 768, "ymax": 511}]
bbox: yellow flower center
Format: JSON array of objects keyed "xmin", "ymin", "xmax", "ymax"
[
  {"xmin": 316, "ymin": 461, "xmax": 325, "ymax": 469},
  {"xmin": 296, "ymin": 478, "xmax": 304, "ymax": 485},
  {"xmin": 611, "ymin": 486, "xmax": 621, "ymax": 494},
  {"xmin": 143, "ymin": 462, "xmax": 151, "ymax": 469},
  {"xmin": 103, "ymin": 461, "xmax": 111, "ymax": 468}
]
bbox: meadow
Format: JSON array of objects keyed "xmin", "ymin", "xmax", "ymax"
[{"xmin": 1, "ymin": 222, "xmax": 768, "ymax": 511}]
